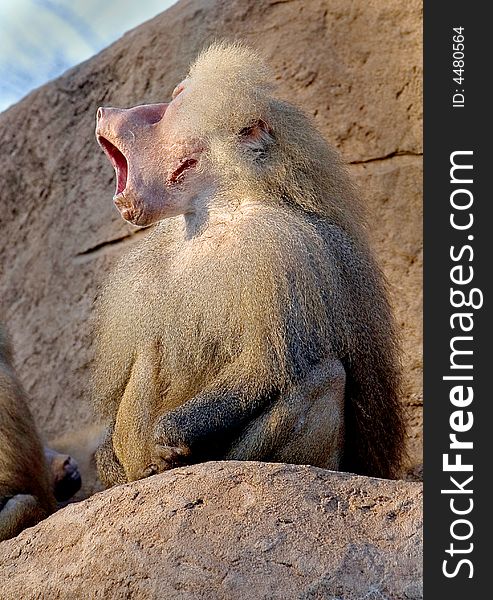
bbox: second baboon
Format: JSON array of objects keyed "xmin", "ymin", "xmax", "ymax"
[
  {"xmin": 94, "ymin": 42, "xmax": 405, "ymax": 486},
  {"xmin": 0, "ymin": 327, "xmax": 81, "ymax": 541}
]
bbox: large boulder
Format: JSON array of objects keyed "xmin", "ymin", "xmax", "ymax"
[
  {"xmin": 0, "ymin": 462, "xmax": 423, "ymax": 599},
  {"xmin": 0, "ymin": 0, "xmax": 422, "ymax": 478}
]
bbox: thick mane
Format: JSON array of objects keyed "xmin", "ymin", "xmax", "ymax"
[
  {"xmin": 182, "ymin": 42, "xmax": 366, "ymax": 239},
  {"xmin": 185, "ymin": 42, "xmax": 405, "ymax": 477},
  {"xmin": 184, "ymin": 41, "xmax": 273, "ymax": 136}
]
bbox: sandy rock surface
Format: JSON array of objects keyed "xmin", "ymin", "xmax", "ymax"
[
  {"xmin": 0, "ymin": 0, "xmax": 422, "ymax": 480},
  {"xmin": 0, "ymin": 462, "xmax": 423, "ymax": 600}
]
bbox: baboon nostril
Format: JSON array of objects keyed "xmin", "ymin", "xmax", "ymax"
[{"xmin": 97, "ymin": 107, "xmax": 104, "ymax": 121}]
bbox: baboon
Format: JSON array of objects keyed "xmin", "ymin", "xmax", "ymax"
[
  {"xmin": 94, "ymin": 42, "xmax": 405, "ymax": 487},
  {"xmin": 0, "ymin": 327, "xmax": 81, "ymax": 541}
]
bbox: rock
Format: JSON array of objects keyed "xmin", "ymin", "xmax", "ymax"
[
  {"xmin": 0, "ymin": 462, "xmax": 423, "ymax": 599},
  {"xmin": 0, "ymin": 0, "xmax": 422, "ymax": 479}
]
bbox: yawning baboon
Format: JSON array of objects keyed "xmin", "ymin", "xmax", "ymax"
[{"xmin": 94, "ymin": 42, "xmax": 405, "ymax": 486}]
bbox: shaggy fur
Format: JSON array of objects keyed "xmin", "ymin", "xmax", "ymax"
[
  {"xmin": 0, "ymin": 326, "xmax": 56, "ymax": 541},
  {"xmin": 94, "ymin": 42, "xmax": 405, "ymax": 484}
]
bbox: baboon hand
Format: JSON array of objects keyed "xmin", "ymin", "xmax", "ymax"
[{"xmin": 143, "ymin": 443, "xmax": 191, "ymax": 477}]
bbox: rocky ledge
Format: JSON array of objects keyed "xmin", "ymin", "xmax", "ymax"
[{"xmin": 0, "ymin": 461, "xmax": 422, "ymax": 599}]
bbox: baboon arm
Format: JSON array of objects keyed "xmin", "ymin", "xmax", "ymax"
[
  {"xmin": 95, "ymin": 425, "xmax": 127, "ymax": 487},
  {"xmin": 0, "ymin": 494, "xmax": 47, "ymax": 541},
  {"xmin": 154, "ymin": 386, "xmax": 271, "ymax": 455},
  {"xmin": 154, "ymin": 359, "xmax": 346, "ymax": 468}
]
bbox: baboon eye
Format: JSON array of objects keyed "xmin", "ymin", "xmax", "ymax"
[{"xmin": 239, "ymin": 120, "xmax": 274, "ymax": 159}]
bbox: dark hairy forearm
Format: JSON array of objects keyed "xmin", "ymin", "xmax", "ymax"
[{"xmin": 154, "ymin": 386, "xmax": 275, "ymax": 452}]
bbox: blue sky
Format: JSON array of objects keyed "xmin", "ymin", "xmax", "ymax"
[{"xmin": 0, "ymin": 0, "xmax": 177, "ymax": 112}]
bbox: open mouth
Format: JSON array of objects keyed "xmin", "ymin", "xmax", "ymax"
[{"xmin": 97, "ymin": 135, "xmax": 128, "ymax": 196}]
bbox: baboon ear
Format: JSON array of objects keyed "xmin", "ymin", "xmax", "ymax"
[{"xmin": 239, "ymin": 119, "xmax": 274, "ymax": 154}]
